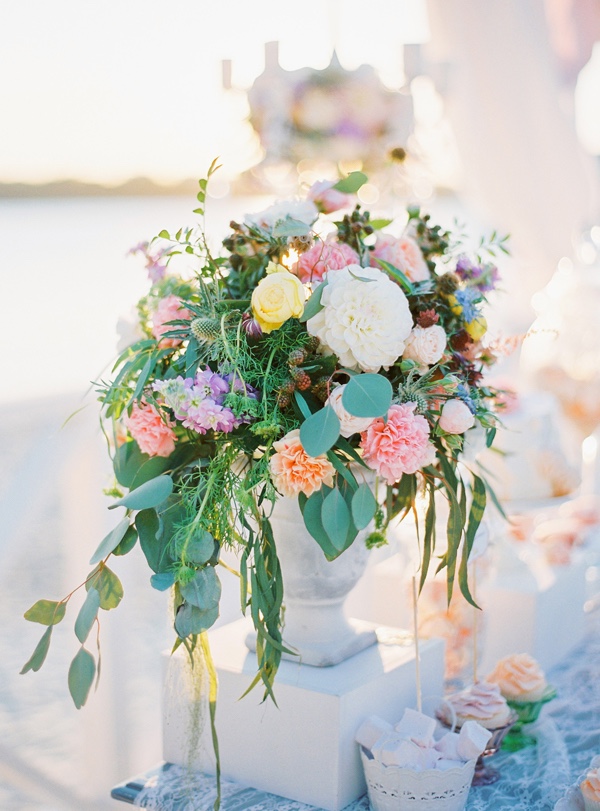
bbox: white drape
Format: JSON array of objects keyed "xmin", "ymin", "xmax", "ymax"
[{"xmin": 425, "ymin": 0, "xmax": 599, "ymax": 326}]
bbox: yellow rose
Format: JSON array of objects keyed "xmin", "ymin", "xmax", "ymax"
[
  {"xmin": 251, "ymin": 263, "xmax": 306, "ymax": 333},
  {"xmin": 465, "ymin": 315, "xmax": 487, "ymax": 341}
]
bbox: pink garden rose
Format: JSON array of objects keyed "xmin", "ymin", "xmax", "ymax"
[
  {"xmin": 124, "ymin": 401, "xmax": 176, "ymax": 457},
  {"xmin": 372, "ymin": 234, "xmax": 430, "ymax": 283},
  {"xmin": 151, "ymin": 295, "xmax": 192, "ymax": 348},
  {"xmin": 360, "ymin": 403, "xmax": 436, "ymax": 484},
  {"xmin": 294, "ymin": 239, "xmax": 359, "ymax": 284},
  {"xmin": 307, "ymin": 180, "xmax": 352, "ymax": 214},
  {"xmin": 438, "ymin": 399, "xmax": 476, "ymax": 434}
]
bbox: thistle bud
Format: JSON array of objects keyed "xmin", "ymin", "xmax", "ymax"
[{"xmin": 191, "ymin": 317, "xmax": 221, "ymax": 344}]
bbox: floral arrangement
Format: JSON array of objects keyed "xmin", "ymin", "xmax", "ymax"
[
  {"xmin": 21, "ymin": 164, "xmax": 506, "ymax": 801},
  {"xmin": 247, "ymin": 53, "xmax": 412, "ymax": 168}
]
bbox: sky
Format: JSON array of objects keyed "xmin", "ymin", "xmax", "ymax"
[{"xmin": 1, "ymin": 0, "xmax": 429, "ymax": 185}]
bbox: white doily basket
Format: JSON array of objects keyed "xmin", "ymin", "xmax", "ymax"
[{"xmin": 361, "ymin": 750, "xmax": 476, "ymax": 811}]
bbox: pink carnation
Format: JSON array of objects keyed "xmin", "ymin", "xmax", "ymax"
[
  {"xmin": 294, "ymin": 240, "xmax": 359, "ymax": 284},
  {"xmin": 307, "ymin": 180, "xmax": 352, "ymax": 214},
  {"xmin": 372, "ymin": 234, "xmax": 430, "ymax": 283},
  {"xmin": 125, "ymin": 401, "xmax": 176, "ymax": 458},
  {"xmin": 360, "ymin": 403, "xmax": 436, "ymax": 483},
  {"xmin": 151, "ymin": 295, "xmax": 192, "ymax": 348}
]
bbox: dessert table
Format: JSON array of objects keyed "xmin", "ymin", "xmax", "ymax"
[{"xmin": 111, "ymin": 607, "xmax": 600, "ymax": 811}]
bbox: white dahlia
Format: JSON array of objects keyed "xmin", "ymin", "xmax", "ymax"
[{"xmin": 307, "ymin": 265, "xmax": 413, "ymax": 372}]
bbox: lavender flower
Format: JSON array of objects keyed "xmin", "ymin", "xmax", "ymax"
[{"xmin": 455, "ymin": 255, "xmax": 500, "ymax": 293}]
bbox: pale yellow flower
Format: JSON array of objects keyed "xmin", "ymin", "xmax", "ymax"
[{"xmin": 251, "ymin": 263, "xmax": 305, "ymax": 333}]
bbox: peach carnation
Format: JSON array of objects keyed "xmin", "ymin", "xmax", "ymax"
[
  {"xmin": 294, "ymin": 239, "xmax": 359, "ymax": 284},
  {"xmin": 269, "ymin": 429, "xmax": 335, "ymax": 498},
  {"xmin": 360, "ymin": 403, "xmax": 436, "ymax": 484},
  {"xmin": 151, "ymin": 295, "xmax": 192, "ymax": 348},
  {"xmin": 372, "ymin": 234, "xmax": 430, "ymax": 283},
  {"xmin": 124, "ymin": 401, "xmax": 176, "ymax": 458}
]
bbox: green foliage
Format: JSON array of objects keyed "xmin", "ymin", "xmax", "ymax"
[
  {"xmin": 24, "ymin": 600, "xmax": 66, "ymax": 626},
  {"xmin": 351, "ymin": 483, "xmax": 377, "ymax": 531},
  {"xmin": 180, "ymin": 567, "xmax": 221, "ymax": 611},
  {"xmin": 321, "ymin": 488, "xmax": 351, "ymax": 551},
  {"xmin": 86, "ymin": 564, "xmax": 123, "ymax": 610},
  {"xmin": 109, "ymin": 474, "xmax": 174, "ymax": 512},
  {"xmin": 20, "ymin": 627, "xmax": 53, "ymax": 674},
  {"xmin": 342, "ymin": 374, "xmax": 392, "ymax": 418},
  {"xmin": 298, "ymin": 280, "xmax": 326, "ymax": 323},
  {"xmin": 299, "ymin": 406, "xmax": 340, "ymax": 457},
  {"xmin": 89, "ymin": 518, "xmax": 131, "ymax": 565},
  {"xmin": 333, "ymin": 171, "xmax": 368, "ymax": 193},
  {"xmin": 68, "ymin": 647, "xmax": 96, "ymax": 709},
  {"xmin": 74, "ymin": 588, "xmax": 100, "ymax": 643}
]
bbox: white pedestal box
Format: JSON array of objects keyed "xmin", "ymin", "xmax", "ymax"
[
  {"xmin": 479, "ymin": 551, "xmax": 588, "ymax": 674},
  {"xmin": 163, "ymin": 618, "xmax": 445, "ymax": 811}
]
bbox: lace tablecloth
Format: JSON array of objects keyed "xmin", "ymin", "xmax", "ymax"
[{"xmin": 112, "ymin": 610, "xmax": 600, "ymax": 811}]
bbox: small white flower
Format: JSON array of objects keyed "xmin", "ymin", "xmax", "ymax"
[
  {"xmin": 403, "ymin": 325, "xmax": 447, "ymax": 371},
  {"xmin": 306, "ymin": 265, "xmax": 413, "ymax": 372},
  {"xmin": 326, "ymin": 385, "xmax": 376, "ymax": 438},
  {"xmin": 244, "ymin": 199, "xmax": 318, "ymax": 231}
]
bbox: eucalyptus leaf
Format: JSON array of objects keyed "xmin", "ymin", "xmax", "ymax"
[
  {"xmin": 332, "ymin": 171, "xmax": 368, "ymax": 194},
  {"xmin": 321, "ymin": 488, "xmax": 351, "ymax": 551},
  {"xmin": 342, "ymin": 374, "xmax": 392, "ymax": 418},
  {"xmin": 298, "ymin": 280, "xmax": 327, "ymax": 323},
  {"xmin": 150, "ymin": 572, "xmax": 176, "ymax": 591},
  {"xmin": 272, "ymin": 216, "xmax": 311, "ymax": 238},
  {"xmin": 86, "ymin": 565, "xmax": 123, "ymax": 610},
  {"xmin": 89, "ymin": 518, "xmax": 130, "ymax": 565},
  {"xmin": 136, "ymin": 509, "xmax": 162, "ymax": 572},
  {"xmin": 109, "ymin": 474, "xmax": 173, "ymax": 511},
  {"xmin": 180, "ymin": 567, "xmax": 221, "ymax": 611},
  {"xmin": 351, "ymin": 483, "xmax": 377, "ymax": 530},
  {"xmin": 74, "ymin": 588, "xmax": 100, "ymax": 643},
  {"xmin": 24, "ymin": 600, "xmax": 66, "ymax": 626},
  {"xmin": 174, "ymin": 529, "xmax": 215, "ymax": 565},
  {"xmin": 20, "ymin": 626, "xmax": 53, "ymax": 674},
  {"xmin": 303, "ymin": 490, "xmax": 338, "ymax": 559},
  {"xmin": 299, "ymin": 406, "xmax": 340, "ymax": 457},
  {"xmin": 113, "ymin": 442, "xmax": 170, "ymax": 489},
  {"xmin": 68, "ymin": 647, "xmax": 96, "ymax": 709},
  {"xmin": 112, "ymin": 525, "xmax": 138, "ymax": 556},
  {"xmin": 174, "ymin": 602, "xmax": 219, "ymax": 638}
]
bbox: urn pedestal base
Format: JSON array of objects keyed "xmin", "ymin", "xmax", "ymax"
[{"xmin": 163, "ymin": 617, "xmax": 445, "ymax": 811}]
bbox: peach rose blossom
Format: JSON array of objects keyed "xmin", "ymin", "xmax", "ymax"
[
  {"xmin": 293, "ymin": 239, "xmax": 359, "ymax": 284},
  {"xmin": 403, "ymin": 325, "xmax": 447, "ymax": 369},
  {"xmin": 581, "ymin": 768, "xmax": 600, "ymax": 803},
  {"xmin": 372, "ymin": 234, "xmax": 430, "ymax": 282},
  {"xmin": 439, "ymin": 399, "xmax": 476, "ymax": 434},
  {"xmin": 360, "ymin": 403, "xmax": 436, "ymax": 484},
  {"xmin": 124, "ymin": 401, "xmax": 176, "ymax": 458},
  {"xmin": 487, "ymin": 653, "xmax": 548, "ymax": 702},
  {"xmin": 151, "ymin": 295, "xmax": 192, "ymax": 348},
  {"xmin": 269, "ymin": 429, "xmax": 335, "ymax": 498}
]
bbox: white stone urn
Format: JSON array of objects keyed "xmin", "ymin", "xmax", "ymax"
[{"xmin": 246, "ymin": 494, "xmax": 378, "ymax": 667}]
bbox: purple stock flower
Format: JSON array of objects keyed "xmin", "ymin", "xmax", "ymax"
[
  {"xmin": 195, "ymin": 367, "xmax": 230, "ymax": 403},
  {"xmin": 455, "ymin": 254, "xmax": 500, "ymax": 293}
]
